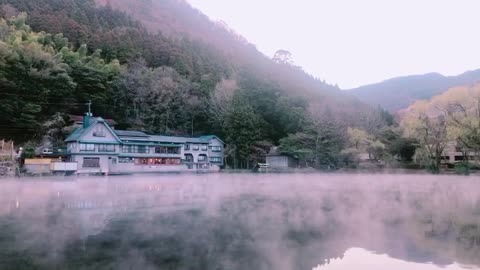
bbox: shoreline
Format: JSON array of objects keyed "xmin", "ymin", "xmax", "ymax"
[{"xmin": 2, "ymin": 167, "xmax": 479, "ymax": 180}]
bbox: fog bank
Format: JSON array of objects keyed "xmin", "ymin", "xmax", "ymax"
[{"xmin": 0, "ymin": 174, "xmax": 479, "ymax": 269}]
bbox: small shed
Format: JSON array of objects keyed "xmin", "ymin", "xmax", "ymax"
[
  {"xmin": 266, "ymin": 154, "xmax": 298, "ymax": 168},
  {"xmin": 24, "ymin": 158, "xmax": 53, "ymax": 174}
]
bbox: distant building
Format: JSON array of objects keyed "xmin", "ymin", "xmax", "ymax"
[
  {"xmin": 265, "ymin": 147, "xmax": 298, "ymax": 168},
  {"xmin": 64, "ymin": 114, "xmax": 225, "ymax": 174},
  {"xmin": 440, "ymin": 141, "xmax": 477, "ymax": 163},
  {"xmin": 266, "ymin": 154, "xmax": 298, "ymax": 168},
  {"xmin": 23, "ymin": 158, "xmax": 53, "ymax": 174}
]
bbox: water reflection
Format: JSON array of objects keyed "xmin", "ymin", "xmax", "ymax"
[
  {"xmin": 0, "ymin": 174, "xmax": 478, "ymax": 270},
  {"xmin": 315, "ymin": 248, "xmax": 476, "ymax": 270}
]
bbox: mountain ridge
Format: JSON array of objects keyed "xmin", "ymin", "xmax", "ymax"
[{"xmin": 346, "ymin": 69, "xmax": 480, "ymax": 111}]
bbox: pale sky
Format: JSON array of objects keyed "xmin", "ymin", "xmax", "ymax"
[{"xmin": 186, "ymin": 0, "xmax": 480, "ymax": 89}]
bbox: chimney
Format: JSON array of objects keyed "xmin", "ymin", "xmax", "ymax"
[{"xmin": 83, "ymin": 113, "xmax": 92, "ymax": 129}]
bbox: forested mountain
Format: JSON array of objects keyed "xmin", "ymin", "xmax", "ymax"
[
  {"xmin": 347, "ymin": 69, "xmax": 480, "ymax": 111},
  {"xmin": 0, "ymin": 0, "xmax": 392, "ymax": 168}
]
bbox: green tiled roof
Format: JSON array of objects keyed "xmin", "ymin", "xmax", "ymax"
[
  {"xmin": 65, "ymin": 127, "xmax": 86, "ymax": 142},
  {"xmin": 64, "ymin": 117, "xmax": 122, "ymax": 143},
  {"xmin": 115, "ymin": 130, "xmax": 149, "ymax": 137},
  {"xmin": 198, "ymin": 135, "xmax": 225, "ymax": 145},
  {"xmin": 65, "ymin": 116, "xmax": 224, "ymax": 146}
]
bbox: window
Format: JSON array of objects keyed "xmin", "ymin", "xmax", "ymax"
[
  {"xmin": 185, "ymin": 144, "xmax": 190, "ymax": 150},
  {"xmin": 184, "ymin": 154, "xmax": 194, "ymax": 162},
  {"xmin": 122, "ymin": 145, "xmax": 132, "ymax": 153},
  {"xmin": 135, "ymin": 158, "xmax": 181, "ymax": 165},
  {"xmin": 201, "ymin": 145, "xmax": 208, "ymax": 151},
  {"xmin": 198, "ymin": 155, "xmax": 207, "ymax": 162},
  {"xmin": 192, "ymin": 145, "xmax": 199, "ymax": 151},
  {"xmin": 98, "ymin": 144, "xmax": 116, "ymax": 152},
  {"xmin": 168, "ymin": 147, "xmax": 179, "ymax": 154},
  {"xmin": 154, "ymin": 146, "xmax": 179, "ymax": 154},
  {"xmin": 168, "ymin": 158, "xmax": 181, "ymax": 165},
  {"xmin": 210, "ymin": 146, "xmax": 222, "ymax": 152},
  {"xmin": 80, "ymin": 143, "xmax": 95, "ymax": 152},
  {"xmin": 83, "ymin": 157, "xmax": 100, "ymax": 168},
  {"xmin": 123, "ymin": 145, "xmax": 149, "ymax": 153},
  {"xmin": 135, "ymin": 158, "xmax": 149, "ymax": 165},
  {"xmin": 155, "ymin": 146, "xmax": 168, "ymax": 154},
  {"xmin": 119, "ymin": 158, "xmax": 134, "ymax": 163},
  {"xmin": 210, "ymin": 157, "xmax": 222, "ymax": 163},
  {"xmin": 137, "ymin": 146, "xmax": 148, "ymax": 153},
  {"xmin": 93, "ymin": 126, "xmax": 106, "ymax": 137}
]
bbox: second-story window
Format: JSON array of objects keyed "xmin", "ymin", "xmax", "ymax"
[
  {"xmin": 168, "ymin": 147, "xmax": 179, "ymax": 154},
  {"xmin": 155, "ymin": 146, "xmax": 168, "ymax": 154},
  {"xmin": 193, "ymin": 145, "xmax": 199, "ymax": 151},
  {"xmin": 210, "ymin": 146, "xmax": 222, "ymax": 152},
  {"xmin": 201, "ymin": 145, "xmax": 208, "ymax": 151},
  {"xmin": 184, "ymin": 144, "xmax": 190, "ymax": 150},
  {"xmin": 98, "ymin": 144, "xmax": 115, "ymax": 152},
  {"xmin": 123, "ymin": 145, "xmax": 149, "ymax": 154},
  {"xmin": 137, "ymin": 145, "xmax": 148, "ymax": 153},
  {"xmin": 79, "ymin": 143, "xmax": 95, "ymax": 152}
]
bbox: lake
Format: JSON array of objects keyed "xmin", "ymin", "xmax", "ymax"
[{"xmin": 0, "ymin": 173, "xmax": 479, "ymax": 270}]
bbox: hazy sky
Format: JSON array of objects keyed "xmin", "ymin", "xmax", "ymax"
[{"xmin": 186, "ymin": 0, "xmax": 480, "ymax": 89}]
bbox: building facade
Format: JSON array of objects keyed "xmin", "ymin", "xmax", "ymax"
[
  {"xmin": 440, "ymin": 141, "xmax": 477, "ymax": 163},
  {"xmin": 65, "ymin": 115, "xmax": 225, "ymax": 174},
  {"xmin": 266, "ymin": 154, "xmax": 298, "ymax": 168}
]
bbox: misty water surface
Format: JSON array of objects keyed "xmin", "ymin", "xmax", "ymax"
[{"xmin": 0, "ymin": 173, "xmax": 479, "ymax": 270}]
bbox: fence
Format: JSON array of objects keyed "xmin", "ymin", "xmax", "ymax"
[{"xmin": 0, "ymin": 140, "xmax": 14, "ymax": 161}]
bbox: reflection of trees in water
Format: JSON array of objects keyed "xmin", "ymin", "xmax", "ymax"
[{"xmin": 0, "ymin": 179, "xmax": 479, "ymax": 269}]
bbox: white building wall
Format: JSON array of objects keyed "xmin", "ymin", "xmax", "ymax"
[
  {"xmin": 208, "ymin": 138, "xmax": 224, "ymax": 166},
  {"xmin": 183, "ymin": 143, "xmax": 209, "ymax": 163},
  {"xmin": 81, "ymin": 123, "xmax": 119, "ymax": 142}
]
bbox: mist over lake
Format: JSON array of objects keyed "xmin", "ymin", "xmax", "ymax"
[{"xmin": 0, "ymin": 173, "xmax": 478, "ymax": 270}]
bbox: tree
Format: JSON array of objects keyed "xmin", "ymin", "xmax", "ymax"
[
  {"xmin": 344, "ymin": 127, "xmax": 385, "ymax": 162},
  {"xmin": 0, "ymin": 16, "xmax": 76, "ymax": 140},
  {"xmin": 0, "ymin": 15, "xmax": 122, "ymax": 143},
  {"xmin": 111, "ymin": 58, "xmax": 192, "ymax": 134},
  {"xmin": 278, "ymin": 132, "xmax": 316, "ymax": 167},
  {"xmin": 222, "ymin": 91, "xmax": 264, "ymax": 169},
  {"xmin": 278, "ymin": 115, "xmax": 344, "ymax": 169},
  {"xmin": 401, "ymin": 100, "xmax": 449, "ymax": 172},
  {"xmin": 40, "ymin": 113, "xmax": 74, "ymax": 150},
  {"xmin": 433, "ymin": 84, "xmax": 480, "ymax": 162},
  {"xmin": 273, "ymin": 50, "xmax": 294, "ymax": 65}
]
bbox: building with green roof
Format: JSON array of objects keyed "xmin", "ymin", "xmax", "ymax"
[{"xmin": 65, "ymin": 114, "xmax": 225, "ymax": 174}]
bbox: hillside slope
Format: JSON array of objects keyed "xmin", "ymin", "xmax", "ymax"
[
  {"xmin": 0, "ymin": 0, "xmax": 391, "ymax": 168},
  {"xmin": 92, "ymin": 0, "xmax": 370, "ymax": 117},
  {"xmin": 347, "ymin": 69, "xmax": 480, "ymax": 111}
]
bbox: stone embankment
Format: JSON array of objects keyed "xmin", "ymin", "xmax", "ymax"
[{"xmin": 0, "ymin": 161, "xmax": 15, "ymax": 177}]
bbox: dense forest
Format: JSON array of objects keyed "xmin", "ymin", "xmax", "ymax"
[{"xmin": 0, "ymin": 0, "xmax": 407, "ymax": 169}]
